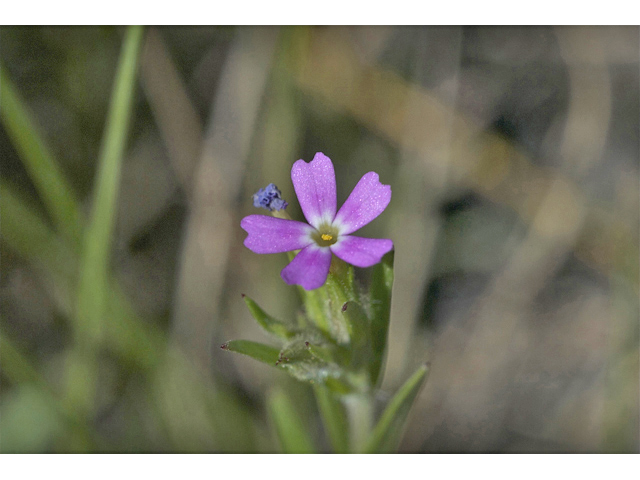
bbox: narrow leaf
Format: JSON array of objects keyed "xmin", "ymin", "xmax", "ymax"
[
  {"xmin": 242, "ymin": 294, "xmax": 298, "ymax": 339},
  {"xmin": 0, "ymin": 66, "xmax": 83, "ymax": 245},
  {"xmin": 75, "ymin": 24, "xmax": 145, "ymax": 345},
  {"xmin": 368, "ymin": 250, "xmax": 394, "ymax": 385},
  {"xmin": 364, "ymin": 363, "xmax": 429, "ymax": 453},
  {"xmin": 267, "ymin": 389, "xmax": 316, "ymax": 453},
  {"xmin": 298, "ymin": 286, "xmax": 335, "ymax": 338},
  {"xmin": 0, "ymin": 182, "xmax": 77, "ymax": 281},
  {"xmin": 313, "ymin": 384, "xmax": 349, "ymax": 453},
  {"xmin": 66, "ymin": 25, "xmax": 145, "ymax": 414},
  {"xmin": 221, "ymin": 340, "xmax": 281, "ymax": 365}
]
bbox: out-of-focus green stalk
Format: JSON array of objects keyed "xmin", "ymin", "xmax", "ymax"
[
  {"xmin": 267, "ymin": 389, "xmax": 316, "ymax": 453},
  {"xmin": 1, "ymin": 182, "xmax": 164, "ymax": 372},
  {"xmin": 345, "ymin": 394, "xmax": 373, "ymax": 453},
  {"xmin": 2, "ymin": 186, "xmax": 260, "ymax": 451},
  {"xmin": 0, "ymin": 65, "xmax": 83, "ymax": 245},
  {"xmin": 65, "ymin": 25, "xmax": 145, "ymax": 417},
  {"xmin": 313, "ymin": 384, "xmax": 349, "ymax": 453},
  {"xmin": 0, "ymin": 182, "xmax": 77, "ymax": 286}
]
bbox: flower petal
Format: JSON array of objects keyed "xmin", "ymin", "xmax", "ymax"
[
  {"xmin": 330, "ymin": 235, "xmax": 393, "ymax": 268},
  {"xmin": 241, "ymin": 215, "xmax": 314, "ymax": 254},
  {"xmin": 333, "ymin": 172, "xmax": 391, "ymax": 235},
  {"xmin": 291, "ymin": 152, "xmax": 337, "ymax": 229},
  {"xmin": 281, "ymin": 245, "xmax": 332, "ymax": 290}
]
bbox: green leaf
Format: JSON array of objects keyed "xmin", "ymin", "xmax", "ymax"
[
  {"xmin": 0, "ymin": 64, "xmax": 83, "ymax": 245},
  {"xmin": 323, "ymin": 260, "xmax": 358, "ymax": 344},
  {"xmin": 297, "ymin": 286, "xmax": 332, "ymax": 335},
  {"xmin": 305, "ymin": 340, "xmax": 349, "ymax": 366},
  {"xmin": 221, "ymin": 340, "xmax": 281, "ymax": 365},
  {"xmin": 66, "ymin": 25, "xmax": 145, "ymax": 415},
  {"xmin": 267, "ymin": 389, "xmax": 316, "ymax": 453},
  {"xmin": 227, "ymin": 336, "xmax": 356, "ymax": 392},
  {"xmin": 313, "ymin": 384, "xmax": 349, "ymax": 453},
  {"xmin": 341, "ymin": 300, "xmax": 371, "ymax": 371},
  {"xmin": 293, "ymin": 253, "xmax": 356, "ymax": 344},
  {"xmin": 75, "ymin": 24, "xmax": 144, "ymax": 345},
  {"xmin": 364, "ymin": 363, "xmax": 429, "ymax": 453},
  {"xmin": 242, "ymin": 294, "xmax": 298, "ymax": 339},
  {"xmin": 275, "ymin": 338, "xmax": 359, "ymax": 393},
  {"xmin": 368, "ymin": 250, "xmax": 394, "ymax": 386},
  {"xmin": 0, "ymin": 182, "xmax": 77, "ymax": 283}
]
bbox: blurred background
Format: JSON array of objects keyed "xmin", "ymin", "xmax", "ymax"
[{"xmin": 0, "ymin": 26, "xmax": 638, "ymax": 452}]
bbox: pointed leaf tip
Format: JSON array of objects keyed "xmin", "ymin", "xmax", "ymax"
[
  {"xmin": 242, "ymin": 294, "xmax": 297, "ymax": 339},
  {"xmin": 221, "ymin": 340, "xmax": 281, "ymax": 366},
  {"xmin": 364, "ymin": 363, "xmax": 429, "ymax": 453}
]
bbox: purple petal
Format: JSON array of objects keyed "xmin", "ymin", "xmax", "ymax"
[
  {"xmin": 241, "ymin": 215, "xmax": 313, "ymax": 254},
  {"xmin": 281, "ymin": 245, "xmax": 332, "ymax": 290},
  {"xmin": 291, "ymin": 152, "xmax": 337, "ymax": 229},
  {"xmin": 330, "ymin": 235, "xmax": 393, "ymax": 268},
  {"xmin": 333, "ymin": 172, "xmax": 391, "ymax": 235}
]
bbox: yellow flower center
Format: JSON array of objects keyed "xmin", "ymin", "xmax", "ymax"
[{"xmin": 312, "ymin": 224, "xmax": 339, "ymax": 247}]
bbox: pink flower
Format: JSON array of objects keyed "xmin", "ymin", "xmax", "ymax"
[{"xmin": 241, "ymin": 153, "xmax": 393, "ymax": 290}]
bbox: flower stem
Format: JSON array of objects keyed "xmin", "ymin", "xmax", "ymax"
[{"xmin": 344, "ymin": 393, "xmax": 373, "ymax": 453}]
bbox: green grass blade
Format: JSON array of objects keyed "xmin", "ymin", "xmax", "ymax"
[
  {"xmin": 2, "ymin": 182, "xmax": 164, "ymax": 372},
  {"xmin": 221, "ymin": 340, "xmax": 281, "ymax": 365},
  {"xmin": 267, "ymin": 389, "xmax": 316, "ymax": 453},
  {"xmin": 313, "ymin": 384, "xmax": 349, "ymax": 453},
  {"xmin": 2, "ymin": 184, "xmax": 257, "ymax": 451},
  {"xmin": 0, "ymin": 182, "xmax": 77, "ymax": 283},
  {"xmin": 364, "ymin": 363, "xmax": 429, "ymax": 453},
  {"xmin": 75, "ymin": 24, "xmax": 144, "ymax": 343},
  {"xmin": 368, "ymin": 250, "xmax": 394, "ymax": 385},
  {"xmin": 66, "ymin": 25, "xmax": 145, "ymax": 415},
  {"xmin": 0, "ymin": 64, "xmax": 83, "ymax": 245}
]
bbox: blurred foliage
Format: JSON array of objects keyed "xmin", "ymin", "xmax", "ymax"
[{"xmin": 1, "ymin": 26, "xmax": 638, "ymax": 452}]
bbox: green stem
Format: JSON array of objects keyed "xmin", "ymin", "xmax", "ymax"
[
  {"xmin": 66, "ymin": 25, "xmax": 145, "ymax": 416},
  {"xmin": 268, "ymin": 389, "xmax": 316, "ymax": 453},
  {"xmin": 313, "ymin": 384, "xmax": 349, "ymax": 453},
  {"xmin": 344, "ymin": 393, "xmax": 373, "ymax": 453}
]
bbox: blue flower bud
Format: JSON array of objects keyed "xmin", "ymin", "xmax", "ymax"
[{"xmin": 252, "ymin": 183, "xmax": 288, "ymax": 211}]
